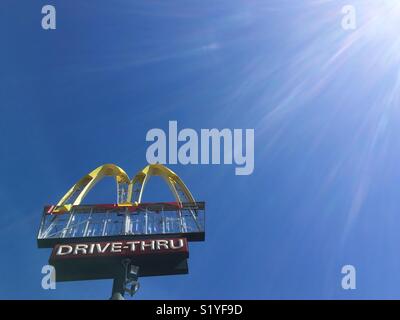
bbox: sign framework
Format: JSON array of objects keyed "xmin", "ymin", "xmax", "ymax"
[{"xmin": 37, "ymin": 163, "xmax": 205, "ymax": 299}]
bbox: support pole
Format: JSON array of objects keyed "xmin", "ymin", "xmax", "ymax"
[
  {"xmin": 110, "ymin": 274, "xmax": 125, "ymax": 300},
  {"xmin": 110, "ymin": 261, "xmax": 126, "ymax": 300},
  {"xmin": 109, "ymin": 259, "xmax": 140, "ymax": 300}
]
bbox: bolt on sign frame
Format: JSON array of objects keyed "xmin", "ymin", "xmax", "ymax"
[{"xmin": 37, "ymin": 164, "xmax": 205, "ymax": 282}]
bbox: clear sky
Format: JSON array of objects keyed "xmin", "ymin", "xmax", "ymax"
[{"xmin": 1, "ymin": 0, "xmax": 400, "ymax": 299}]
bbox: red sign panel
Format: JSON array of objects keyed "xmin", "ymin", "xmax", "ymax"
[{"xmin": 51, "ymin": 237, "xmax": 188, "ymax": 260}]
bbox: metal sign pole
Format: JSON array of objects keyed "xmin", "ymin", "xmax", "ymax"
[
  {"xmin": 110, "ymin": 259, "xmax": 140, "ymax": 300},
  {"xmin": 110, "ymin": 273, "xmax": 125, "ymax": 300},
  {"xmin": 110, "ymin": 259, "xmax": 127, "ymax": 300}
]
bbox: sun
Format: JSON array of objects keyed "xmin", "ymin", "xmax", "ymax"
[{"xmin": 360, "ymin": 1, "xmax": 400, "ymax": 38}]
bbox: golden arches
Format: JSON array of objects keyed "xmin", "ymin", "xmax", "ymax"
[
  {"xmin": 54, "ymin": 164, "xmax": 130, "ymax": 213},
  {"xmin": 128, "ymin": 164, "xmax": 195, "ymax": 205},
  {"xmin": 53, "ymin": 164, "xmax": 195, "ymax": 213}
]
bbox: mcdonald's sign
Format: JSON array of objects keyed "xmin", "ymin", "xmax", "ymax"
[{"xmin": 37, "ymin": 164, "xmax": 205, "ymax": 282}]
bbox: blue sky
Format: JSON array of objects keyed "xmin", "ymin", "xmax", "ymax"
[{"xmin": 1, "ymin": 0, "xmax": 400, "ymax": 299}]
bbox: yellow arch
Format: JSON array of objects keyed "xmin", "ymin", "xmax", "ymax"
[
  {"xmin": 53, "ymin": 164, "xmax": 195, "ymax": 213},
  {"xmin": 54, "ymin": 164, "xmax": 130, "ymax": 213},
  {"xmin": 128, "ymin": 164, "xmax": 195, "ymax": 205}
]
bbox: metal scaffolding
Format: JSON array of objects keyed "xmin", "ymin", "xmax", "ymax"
[{"xmin": 38, "ymin": 202, "xmax": 205, "ymax": 247}]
